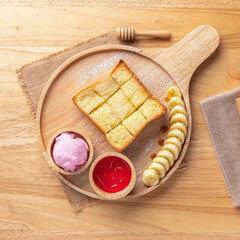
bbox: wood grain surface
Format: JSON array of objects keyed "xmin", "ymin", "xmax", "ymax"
[{"xmin": 1, "ymin": 1, "xmax": 240, "ymax": 239}]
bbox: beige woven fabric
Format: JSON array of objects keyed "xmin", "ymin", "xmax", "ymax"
[
  {"xmin": 200, "ymin": 88, "xmax": 240, "ymax": 207},
  {"xmin": 17, "ymin": 31, "xmax": 135, "ymax": 211}
]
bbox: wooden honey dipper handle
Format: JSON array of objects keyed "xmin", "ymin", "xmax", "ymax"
[
  {"xmin": 136, "ymin": 30, "xmax": 170, "ymax": 39},
  {"xmin": 116, "ymin": 26, "xmax": 170, "ymax": 41}
]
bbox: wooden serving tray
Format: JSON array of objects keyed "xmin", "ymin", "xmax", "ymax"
[{"xmin": 37, "ymin": 25, "xmax": 219, "ymax": 200}]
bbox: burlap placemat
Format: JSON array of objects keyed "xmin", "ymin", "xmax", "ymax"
[
  {"xmin": 16, "ymin": 31, "xmax": 136, "ymax": 211},
  {"xmin": 200, "ymin": 88, "xmax": 240, "ymax": 207}
]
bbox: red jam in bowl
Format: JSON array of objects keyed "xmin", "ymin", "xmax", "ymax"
[{"xmin": 92, "ymin": 156, "xmax": 132, "ymax": 193}]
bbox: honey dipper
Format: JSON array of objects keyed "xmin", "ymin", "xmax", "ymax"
[{"xmin": 116, "ymin": 26, "xmax": 171, "ymax": 41}]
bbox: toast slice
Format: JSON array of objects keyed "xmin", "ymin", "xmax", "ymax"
[{"xmin": 73, "ymin": 60, "xmax": 166, "ymax": 151}]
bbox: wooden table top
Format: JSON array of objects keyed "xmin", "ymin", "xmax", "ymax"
[{"xmin": 1, "ymin": 1, "xmax": 240, "ymax": 239}]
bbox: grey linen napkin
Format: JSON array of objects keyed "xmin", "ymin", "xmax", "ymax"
[{"xmin": 200, "ymin": 88, "xmax": 240, "ymax": 207}]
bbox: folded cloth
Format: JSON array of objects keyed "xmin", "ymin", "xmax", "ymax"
[{"xmin": 200, "ymin": 88, "xmax": 240, "ymax": 207}]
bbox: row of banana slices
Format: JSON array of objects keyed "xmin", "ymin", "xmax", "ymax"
[{"xmin": 142, "ymin": 86, "xmax": 188, "ymax": 187}]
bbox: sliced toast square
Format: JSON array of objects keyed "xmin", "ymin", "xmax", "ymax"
[
  {"xmin": 122, "ymin": 110, "xmax": 148, "ymax": 136},
  {"xmin": 93, "ymin": 76, "xmax": 119, "ymax": 100},
  {"xmin": 110, "ymin": 60, "xmax": 133, "ymax": 86},
  {"xmin": 139, "ymin": 98, "xmax": 165, "ymax": 121},
  {"xmin": 107, "ymin": 89, "xmax": 135, "ymax": 121},
  {"xmin": 121, "ymin": 76, "xmax": 149, "ymax": 108},
  {"xmin": 106, "ymin": 124, "xmax": 134, "ymax": 152},
  {"xmin": 73, "ymin": 88, "xmax": 104, "ymax": 114},
  {"xmin": 89, "ymin": 103, "xmax": 120, "ymax": 134}
]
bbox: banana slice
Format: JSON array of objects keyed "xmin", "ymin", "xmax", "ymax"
[
  {"xmin": 142, "ymin": 169, "xmax": 161, "ymax": 186},
  {"xmin": 169, "ymin": 105, "xmax": 187, "ymax": 118},
  {"xmin": 170, "ymin": 113, "xmax": 188, "ymax": 127},
  {"xmin": 149, "ymin": 162, "xmax": 166, "ymax": 178},
  {"xmin": 164, "ymin": 137, "xmax": 182, "ymax": 150},
  {"xmin": 167, "ymin": 129, "xmax": 185, "ymax": 144},
  {"xmin": 169, "ymin": 122, "xmax": 187, "ymax": 136},
  {"xmin": 153, "ymin": 157, "xmax": 170, "ymax": 171},
  {"xmin": 157, "ymin": 150, "xmax": 174, "ymax": 166},
  {"xmin": 167, "ymin": 86, "xmax": 182, "ymax": 100},
  {"xmin": 162, "ymin": 143, "xmax": 179, "ymax": 160},
  {"xmin": 168, "ymin": 97, "xmax": 184, "ymax": 110}
]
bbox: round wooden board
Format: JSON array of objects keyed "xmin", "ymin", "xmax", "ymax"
[{"xmin": 37, "ymin": 25, "xmax": 220, "ymax": 200}]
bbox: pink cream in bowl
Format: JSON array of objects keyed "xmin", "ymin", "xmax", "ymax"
[{"xmin": 52, "ymin": 132, "xmax": 89, "ymax": 171}]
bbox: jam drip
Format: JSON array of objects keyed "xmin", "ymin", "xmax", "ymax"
[
  {"xmin": 151, "ymin": 153, "xmax": 157, "ymax": 159},
  {"xmin": 158, "ymin": 139, "xmax": 165, "ymax": 146},
  {"xmin": 160, "ymin": 125, "xmax": 169, "ymax": 133}
]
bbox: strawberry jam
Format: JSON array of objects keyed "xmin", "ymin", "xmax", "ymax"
[{"xmin": 92, "ymin": 156, "xmax": 132, "ymax": 193}]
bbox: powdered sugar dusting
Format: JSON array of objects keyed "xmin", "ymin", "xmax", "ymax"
[{"xmin": 72, "ymin": 51, "xmax": 134, "ymax": 88}]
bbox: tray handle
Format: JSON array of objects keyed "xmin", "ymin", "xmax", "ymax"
[{"xmin": 154, "ymin": 25, "xmax": 220, "ymax": 93}]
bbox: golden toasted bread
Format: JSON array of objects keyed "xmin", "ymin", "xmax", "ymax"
[{"xmin": 73, "ymin": 60, "xmax": 166, "ymax": 151}]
